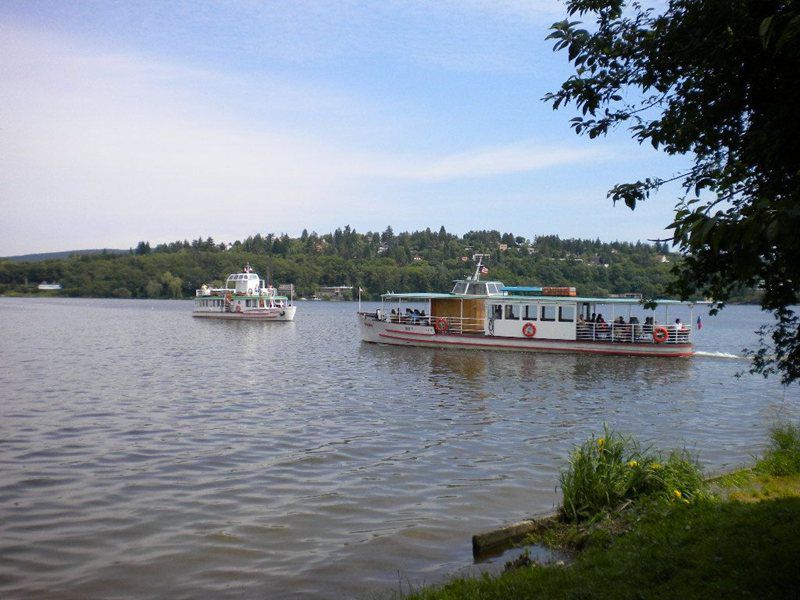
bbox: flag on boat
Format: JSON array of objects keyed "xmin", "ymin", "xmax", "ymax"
[
  {"xmin": 697, "ymin": 315, "xmax": 703, "ymax": 330},
  {"xmin": 480, "ymin": 266, "xmax": 489, "ymax": 274}
]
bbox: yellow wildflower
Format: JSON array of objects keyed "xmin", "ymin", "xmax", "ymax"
[
  {"xmin": 627, "ymin": 460, "xmax": 639, "ymax": 468},
  {"xmin": 597, "ymin": 438, "xmax": 606, "ymax": 450},
  {"xmin": 650, "ymin": 462, "xmax": 662, "ymax": 470},
  {"xmin": 673, "ymin": 489, "xmax": 682, "ymax": 499}
]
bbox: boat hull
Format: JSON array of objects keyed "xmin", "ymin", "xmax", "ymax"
[
  {"xmin": 193, "ymin": 306, "xmax": 297, "ymax": 321},
  {"xmin": 358, "ymin": 314, "xmax": 692, "ymax": 357}
]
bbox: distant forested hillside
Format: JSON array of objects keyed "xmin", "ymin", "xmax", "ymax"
[
  {"xmin": 0, "ymin": 226, "xmax": 691, "ymax": 300},
  {"xmin": 2, "ymin": 249, "xmax": 128, "ymax": 262}
]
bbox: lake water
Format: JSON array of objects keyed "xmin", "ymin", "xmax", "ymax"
[{"xmin": 1, "ymin": 298, "xmax": 798, "ymax": 598}]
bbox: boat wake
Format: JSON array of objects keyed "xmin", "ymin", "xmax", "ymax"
[{"xmin": 694, "ymin": 350, "xmax": 744, "ymax": 360}]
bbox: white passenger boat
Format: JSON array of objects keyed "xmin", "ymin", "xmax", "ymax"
[
  {"xmin": 358, "ymin": 256, "xmax": 696, "ymax": 357},
  {"xmin": 193, "ymin": 264, "xmax": 296, "ymax": 321}
]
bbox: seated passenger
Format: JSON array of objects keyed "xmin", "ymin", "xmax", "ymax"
[
  {"xmin": 596, "ymin": 314, "xmax": 609, "ymax": 338},
  {"xmin": 629, "ymin": 315, "xmax": 641, "ymax": 339},
  {"xmin": 576, "ymin": 314, "xmax": 588, "ymax": 338},
  {"xmin": 674, "ymin": 318, "xmax": 688, "ymax": 342},
  {"xmin": 643, "ymin": 316, "xmax": 654, "ymax": 335}
]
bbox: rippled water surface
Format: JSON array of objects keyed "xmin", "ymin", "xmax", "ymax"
[{"xmin": 1, "ymin": 298, "xmax": 798, "ymax": 598}]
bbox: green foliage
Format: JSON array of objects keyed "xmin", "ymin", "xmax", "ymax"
[
  {"xmin": 409, "ymin": 491, "xmax": 800, "ymax": 600},
  {"xmin": 545, "ymin": 1, "xmax": 800, "ymax": 383},
  {"xmin": 757, "ymin": 423, "xmax": 800, "ymax": 476},
  {"xmin": 0, "ymin": 228, "xmax": 682, "ymax": 301},
  {"xmin": 560, "ymin": 426, "xmax": 704, "ymax": 522}
]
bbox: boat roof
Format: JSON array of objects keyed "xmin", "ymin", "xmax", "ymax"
[{"xmin": 381, "ymin": 291, "xmax": 692, "ymax": 305}]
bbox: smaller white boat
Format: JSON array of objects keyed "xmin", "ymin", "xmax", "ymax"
[{"xmin": 193, "ymin": 264, "xmax": 296, "ymax": 321}]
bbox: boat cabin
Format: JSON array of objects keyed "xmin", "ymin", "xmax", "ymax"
[{"xmin": 225, "ymin": 271, "xmax": 263, "ymax": 295}]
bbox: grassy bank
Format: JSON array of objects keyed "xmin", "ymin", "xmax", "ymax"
[{"xmin": 408, "ymin": 425, "xmax": 800, "ymax": 600}]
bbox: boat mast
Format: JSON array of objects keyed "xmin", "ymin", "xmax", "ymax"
[{"xmin": 471, "ymin": 253, "xmax": 490, "ymax": 281}]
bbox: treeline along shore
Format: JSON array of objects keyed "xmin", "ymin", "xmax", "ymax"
[{"xmin": 0, "ymin": 226, "xmax": 758, "ymax": 302}]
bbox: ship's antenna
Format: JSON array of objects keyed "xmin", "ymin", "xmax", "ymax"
[{"xmin": 471, "ymin": 254, "xmax": 490, "ymax": 281}]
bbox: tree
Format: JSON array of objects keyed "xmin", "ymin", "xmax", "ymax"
[
  {"xmin": 545, "ymin": 0, "xmax": 800, "ymax": 383},
  {"xmin": 134, "ymin": 241, "xmax": 151, "ymax": 255}
]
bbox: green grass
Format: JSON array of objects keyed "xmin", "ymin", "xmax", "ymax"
[
  {"xmin": 408, "ymin": 473, "xmax": 800, "ymax": 600},
  {"xmin": 405, "ymin": 425, "xmax": 800, "ymax": 599},
  {"xmin": 756, "ymin": 423, "xmax": 800, "ymax": 476},
  {"xmin": 559, "ymin": 426, "xmax": 704, "ymax": 522}
]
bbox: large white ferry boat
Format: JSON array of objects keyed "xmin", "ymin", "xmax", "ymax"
[
  {"xmin": 193, "ymin": 264, "xmax": 296, "ymax": 321},
  {"xmin": 358, "ymin": 256, "xmax": 696, "ymax": 357}
]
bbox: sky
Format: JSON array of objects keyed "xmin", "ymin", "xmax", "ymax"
[{"xmin": 0, "ymin": 0, "xmax": 688, "ymax": 256}]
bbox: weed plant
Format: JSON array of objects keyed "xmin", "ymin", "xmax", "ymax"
[
  {"xmin": 560, "ymin": 425, "xmax": 703, "ymax": 522},
  {"xmin": 756, "ymin": 423, "xmax": 800, "ymax": 476}
]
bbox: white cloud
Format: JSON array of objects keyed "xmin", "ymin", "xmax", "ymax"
[
  {"xmin": 360, "ymin": 142, "xmax": 602, "ymax": 181},
  {"xmin": 0, "ymin": 23, "xmax": 616, "ymax": 254}
]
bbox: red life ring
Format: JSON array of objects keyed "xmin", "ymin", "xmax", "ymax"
[
  {"xmin": 522, "ymin": 322, "xmax": 536, "ymax": 338},
  {"xmin": 653, "ymin": 326, "xmax": 668, "ymax": 343},
  {"xmin": 435, "ymin": 317, "xmax": 449, "ymax": 333},
  {"xmin": 235, "ymin": 304, "xmax": 242, "ymax": 313}
]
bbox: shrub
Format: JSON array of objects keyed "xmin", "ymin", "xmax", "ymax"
[
  {"xmin": 560, "ymin": 425, "xmax": 704, "ymax": 522},
  {"xmin": 756, "ymin": 423, "xmax": 800, "ymax": 476}
]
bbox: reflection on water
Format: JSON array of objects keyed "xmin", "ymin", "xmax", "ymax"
[
  {"xmin": 431, "ymin": 351, "xmax": 487, "ymax": 381},
  {"xmin": 0, "ymin": 298, "xmax": 798, "ymax": 599}
]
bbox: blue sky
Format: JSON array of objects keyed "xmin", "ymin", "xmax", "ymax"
[{"xmin": 0, "ymin": 0, "xmax": 688, "ymax": 255}]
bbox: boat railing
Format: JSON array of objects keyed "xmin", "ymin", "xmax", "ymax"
[
  {"xmin": 576, "ymin": 322, "xmax": 691, "ymax": 344},
  {"xmin": 382, "ymin": 313, "xmax": 484, "ymax": 334}
]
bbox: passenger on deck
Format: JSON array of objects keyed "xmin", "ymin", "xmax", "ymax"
[
  {"xmin": 643, "ymin": 316, "xmax": 654, "ymax": 336},
  {"xmin": 596, "ymin": 314, "xmax": 608, "ymax": 339},
  {"xmin": 613, "ymin": 316, "xmax": 627, "ymax": 341},
  {"xmin": 629, "ymin": 316, "xmax": 641, "ymax": 340},
  {"xmin": 674, "ymin": 318, "xmax": 688, "ymax": 342},
  {"xmin": 577, "ymin": 314, "xmax": 588, "ymax": 338}
]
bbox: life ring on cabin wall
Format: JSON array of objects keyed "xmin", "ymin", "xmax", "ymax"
[
  {"xmin": 522, "ymin": 322, "xmax": 537, "ymax": 338},
  {"xmin": 235, "ymin": 304, "xmax": 242, "ymax": 313},
  {"xmin": 435, "ymin": 317, "xmax": 449, "ymax": 333},
  {"xmin": 248, "ymin": 288, "xmax": 253, "ymax": 295},
  {"xmin": 652, "ymin": 326, "xmax": 668, "ymax": 343}
]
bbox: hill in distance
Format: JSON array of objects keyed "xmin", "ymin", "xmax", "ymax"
[{"xmin": 2, "ymin": 249, "xmax": 128, "ymax": 262}]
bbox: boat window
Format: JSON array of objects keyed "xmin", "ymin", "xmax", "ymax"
[
  {"xmin": 523, "ymin": 304, "xmax": 537, "ymax": 321},
  {"xmin": 541, "ymin": 305, "xmax": 556, "ymax": 321},
  {"xmin": 504, "ymin": 304, "xmax": 519, "ymax": 320},
  {"xmin": 452, "ymin": 282, "xmax": 468, "ymax": 294},
  {"xmin": 469, "ymin": 283, "xmax": 487, "ymax": 295},
  {"xmin": 559, "ymin": 306, "xmax": 575, "ymax": 322},
  {"xmin": 487, "ymin": 283, "xmax": 498, "ymax": 294},
  {"xmin": 491, "ymin": 304, "xmax": 503, "ymax": 319}
]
